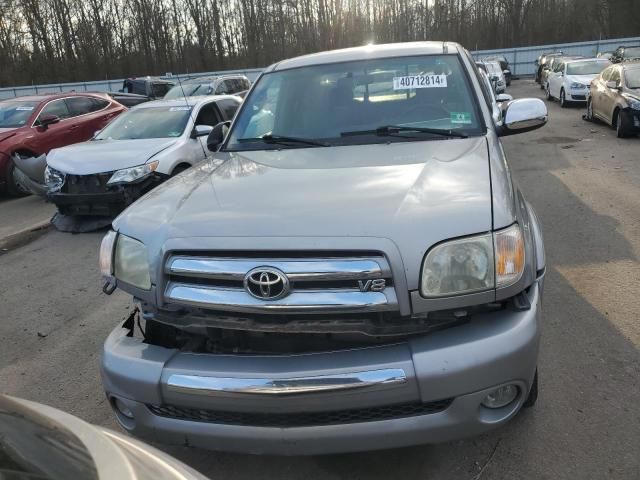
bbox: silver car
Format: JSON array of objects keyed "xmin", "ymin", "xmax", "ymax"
[{"xmin": 99, "ymin": 42, "xmax": 548, "ymax": 455}]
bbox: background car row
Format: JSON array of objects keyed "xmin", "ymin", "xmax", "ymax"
[
  {"xmin": 0, "ymin": 73, "xmax": 251, "ymax": 196},
  {"xmin": 535, "ymin": 47, "xmax": 640, "ymax": 138}
]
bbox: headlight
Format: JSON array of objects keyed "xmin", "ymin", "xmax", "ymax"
[
  {"xmin": 44, "ymin": 166, "xmax": 65, "ymax": 192},
  {"xmin": 107, "ymin": 160, "xmax": 159, "ymax": 185},
  {"xmin": 99, "ymin": 230, "xmax": 118, "ymax": 278},
  {"xmin": 570, "ymin": 83, "xmax": 586, "ymax": 89},
  {"xmin": 420, "ymin": 224, "xmax": 525, "ymax": 297},
  {"xmin": 421, "ymin": 234, "xmax": 494, "ymax": 297},
  {"xmin": 113, "ymin": 234, "xmax": 151, "ymax": 290}
]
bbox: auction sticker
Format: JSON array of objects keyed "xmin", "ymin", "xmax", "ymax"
[
  {"xmin": 451, "ymin": 112, "xmax": 472, "ymax": 124},
  {"xmin": 169, "ymin": 106, "xmax": 191, "ymax": 112},
  {"xmin": 393, "ymin": 75, "xmax": 447, "ymax": 90},
  {"xmin": 16, "ymin": 106, "xmax": 34, "ymax": 111}
]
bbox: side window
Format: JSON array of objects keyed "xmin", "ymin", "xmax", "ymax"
[
  {"xmin": 610, "ymin": 69, "xmax": 621, "ymax": 85},
  {"xmin": 554, "ymin": 62, "xmax": 563, "ymax": 73},
  {"xmin": 91, "ymin": 98, "xmax": 111, "ymax": 112},
  {"xmin": 65, "ymin": 97, "xmax": 95, "ymax": 117},
  {"xmin": 218, "ymin": 99, "xmax": 240, "ymax": 120},
  {"xmin": 195, "ymin": 103, "xmax": 221, "ymax": 127},
  {"xmin": 38, "ymin": 99, "xmax": 70, "ymax": 122},
  {"xmin": 215, "ymin": 81, "xmax": 229, "ymax": 95}
]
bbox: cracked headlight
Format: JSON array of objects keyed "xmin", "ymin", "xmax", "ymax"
[
  {"xmin": 44, "ymin": 166, "xmax": 65, "ymax": 192},
  {"xmin": 420, "ymin": 224, "xmax": 525, "ymax": 297},
  {"xmin": 113, "ymin": 234, "xmax": 151, "ymax": 290},
  {"xmin": 107, "ymin": 160, "xmax": 159, "ymax": 185}
]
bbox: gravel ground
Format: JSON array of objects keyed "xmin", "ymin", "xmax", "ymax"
[{"xmin": 0, "ymin": 80, "xmax": 638, "ymax": 479}]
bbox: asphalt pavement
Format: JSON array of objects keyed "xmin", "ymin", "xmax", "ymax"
[{"xmin": 0, "ymin": 80, "xmax": 638, "ymax": 479}]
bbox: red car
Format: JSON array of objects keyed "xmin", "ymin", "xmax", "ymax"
[{"xmin": 0, "ymin": 93, "xmax": 126, "ymax": 195}]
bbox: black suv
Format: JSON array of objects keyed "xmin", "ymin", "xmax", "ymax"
[{"xmin": 611, "ymin": 45, "xmax": 640, "ymax": 63}]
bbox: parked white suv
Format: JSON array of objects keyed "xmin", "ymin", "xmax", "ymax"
[{"xmin": 545, "ymin": 58, "xmax": 611, "ymax": 107}]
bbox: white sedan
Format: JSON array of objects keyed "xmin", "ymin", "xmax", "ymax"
[
  {"xmin": 545, "ymin": 58, "xmax": 611, "ymax": 107},
  {"xmin": 43, "ymin": 95, "xmax": 241, "ymax": 217}
]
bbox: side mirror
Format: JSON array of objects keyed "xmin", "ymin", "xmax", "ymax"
[
  {"xmin": 496, "ymin": 93, "xmax": 513, "ymax": 103},
  {"xmin": 503, "ymin": 69, "xmax": 510, "ymax": 75},
  {"xmin": 191, "ymin": 124, "xmax": 214, "ymax": 139},
  {"xmin": 499, "ymin": 98, "xmax": 548, "ymax": 137},
  {"xmin": 605, "ymin": 80, "xmax": 620, "ymax": 90},
  {"xmin": 207, "ymin": 121, "xmax": 230, "ymax": 152},
  {"xmin": 39, "ymin": 114, "xmax": 60, "ymax": 129}
]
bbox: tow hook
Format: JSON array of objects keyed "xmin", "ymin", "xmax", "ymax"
[{"xmin": 103, "ymin": 279, "xmax": 117, "ymax": 295}]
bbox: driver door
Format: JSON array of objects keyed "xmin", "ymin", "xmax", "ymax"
[
  {"xmin": 29, "ymin": 99, "xmax": 78, "ymax": 154},
  {"xmin": 192, "ymin": 101, "xmax": 224, "ymax": 159}
]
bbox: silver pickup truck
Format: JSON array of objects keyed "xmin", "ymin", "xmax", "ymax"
[{"xmin": 99, "ymin": 41, "xmax": 548, "ymax": 455}]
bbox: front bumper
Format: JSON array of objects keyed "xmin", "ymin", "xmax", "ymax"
[
  {"xmin": 566, "ymin": 88, "xmax": 589, "ymax": 102},
  {"xmin": 48, "ymin": 173, "xmax": 163, "ymax": 216},
  {"xmin": 102, "ymin": 283, "xmax": 541, "ymax": 455}
]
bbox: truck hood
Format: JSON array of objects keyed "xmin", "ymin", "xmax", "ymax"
[
  {"xmin": 47, "ymin": 138, "xmax": 178, "ymax": 175},
  {"xmin": 114, "ymin": 137, "xmax": 494, "ymax": 286}
]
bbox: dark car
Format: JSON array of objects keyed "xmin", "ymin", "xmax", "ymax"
[
  {"xmin": 586, "ymin": 62, "xmax": 640, "ymax": 137},
  {"xmin": 0, "ymin": 394, "xmax": 208, "ymax": 480},
  {"xmin": 535, "ymin": 52, "xmax": 564, "ymax": 84},
  {"xmin": 164, "ymin": 75, "xmax": 251, "ymax": 99},
  {"xmin": 120, "ymin": 76, "xmax": 175, "ymax": 98},
  {"xmin": 0, "ymin": 93, "xmax": 126, "ymax": 195},
  {"xmin": 481, "ymin": 55, "xmax": 512, "ymax": 85},
  {"xmin": 610, "ymin": 45, "xmax": 640, "ymax": 64}
]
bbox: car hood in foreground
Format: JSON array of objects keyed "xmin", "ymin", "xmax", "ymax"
[
  {"xmin": 114, "ymin": 137, "xmax": 495, "ymax": 285},
  {"xmin": 47, "ymin": 138, "xmax": 178, "ymax": 175},
  {"xmin": 0, "ymin": 395, "xmax": 208, "ymax": 480},
  {"xmin": 0, "ymin": 127, "xmax": 18, "ymax": 145}
]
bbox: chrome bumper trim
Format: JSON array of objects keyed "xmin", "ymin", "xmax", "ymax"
[
  {"xmin": 164, "ymin": 282, "xmax": 398, "ymax": 313},
  {"xmin": 166, "ymin": 256, "xmax": 391, "ymax": 282},
  {"xmin": 167, "ymin": 369, "xmax": 407, "ymax": 396}
]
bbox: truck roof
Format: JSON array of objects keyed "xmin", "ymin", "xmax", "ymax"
[{"xmin": 267, "ymin": 42, "xmax": 462, "ymax": 72}]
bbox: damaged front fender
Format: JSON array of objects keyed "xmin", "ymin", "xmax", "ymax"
[{"xmin": 12, "ymin": 153, "xmax": 48, "ymax": 196}]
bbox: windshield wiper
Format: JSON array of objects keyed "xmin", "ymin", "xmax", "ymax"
[
  {"xmin": 341, "ymin": 125, "xmax": 468, "ymax": 139},
  {"xmin": 239, "ymin": 134, "xmax": 328, "ymax": 147}
]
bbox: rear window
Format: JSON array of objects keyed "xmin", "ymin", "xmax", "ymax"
[
  {"xmin": 227, "ymin": 54, "xmax": 483, "ymax": 151},
  {"xmin": 623, "ymin": 47, "xmax": 640, "ymax": 59}
]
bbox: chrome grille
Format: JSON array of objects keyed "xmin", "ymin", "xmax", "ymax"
[{"xmin": 164, "ymin": 252, "xmax": 397, "ymax": 314}]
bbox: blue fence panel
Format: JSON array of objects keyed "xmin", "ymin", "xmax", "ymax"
[{"xmin": 472, "ymin": 36, "xmax": 640, "ymax": 76}]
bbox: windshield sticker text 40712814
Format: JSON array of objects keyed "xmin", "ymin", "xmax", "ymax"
[{"xmin": 393, "ymin": 75, "xmax": 448, "ymax": 90}]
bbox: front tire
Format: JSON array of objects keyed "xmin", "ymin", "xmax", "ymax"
[
  {"xmin": 560, "ymin": 89, "xmax": 568, "ymax": 108},
  {"xmin": 545, "ymin": 84, "xmax": 553, "ymax": 101},
  {"xmin": 6, "ymin": 156, "xmax": 30, "ymax": 197},
  {"xmin": 616, "ymin": 109, "xmax": 632, "ymax": 138}
]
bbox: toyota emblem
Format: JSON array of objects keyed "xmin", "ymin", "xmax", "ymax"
[{"xmin": 244, "ymin": 267, "xmax": 290, "ymax": 300}]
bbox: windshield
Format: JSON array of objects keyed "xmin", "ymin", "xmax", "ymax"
[
  {"xmin": 95, "ymin": 106, "xmax": 191, "ymax": 140},
  {"xmin": 566, "ymin": 61, "xmax": 610, "ymax": 75},
  {"xmin": 0, "ymin": 101, "xmax": 39, "ymax": 128},
  {"xmin": 164, "ymin": 83, "xmax": 214, "ymax": 99},
  {"xmin": 625, "ymin": 68, "xmax": 640, "ymax": 88},
  {"xmin": 226, "ymin": 54, "xmax": 483, "ymax": 151},
  {"xmin": 623, "ymin": 47, "xmax": 640, "ymax": 59}
]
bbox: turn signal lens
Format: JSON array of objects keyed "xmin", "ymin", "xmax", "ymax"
[
  {"xmin": 99, "ymin": 230, "xmax": 117, "ymax": 277},
  {"xmin": 494, "ymin": 224, "xmax": 525, "ymax": 287}
]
